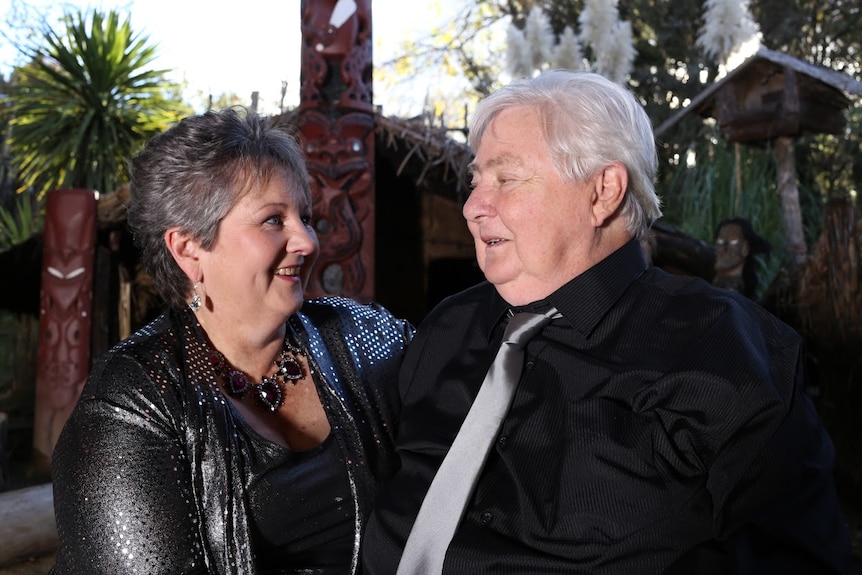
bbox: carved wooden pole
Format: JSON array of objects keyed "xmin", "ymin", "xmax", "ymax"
[
  {"xmin": 299, "ymin": 0, "xmax": 375, "ymax": 301},
  {"xmin": 32, "ymin": 189, "xmax": 97, "ymax": 468}
]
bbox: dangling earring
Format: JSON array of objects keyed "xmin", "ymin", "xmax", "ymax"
[{"xmin": 189, "ymin": 282, "xmax": 202, "ymax": 313}]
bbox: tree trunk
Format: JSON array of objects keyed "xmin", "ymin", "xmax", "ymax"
[
  {"xmin": 0, "ymin": 412, "xmax": 7, "ymax": 492},
  {"xmin": 0, "ymin": 484, "xmax": 57, "ymax": 567},
  {"xmin": 773, "ymin": 136, "xmax": 808, "ymax": 269}
]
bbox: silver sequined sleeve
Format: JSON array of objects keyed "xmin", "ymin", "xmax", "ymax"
[{"xmin": 51, "ymin": 352, "xmax": 208, "ymax": 574}]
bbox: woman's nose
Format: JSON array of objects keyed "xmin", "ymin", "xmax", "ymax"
[{"xmin": 288, "ymin": 221, "xmax": 318, "ymax": 255}]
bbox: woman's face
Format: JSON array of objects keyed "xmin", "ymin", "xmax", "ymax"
[
  {"xmin": 714, "ymin": 223, "xmax": 749, "ymax": 273},
  {"xmin": 197, "ymin": 171, "xmax": 319, "ymax": 328}
]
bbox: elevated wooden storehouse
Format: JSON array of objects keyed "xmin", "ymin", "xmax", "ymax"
[{"xmin": 656, "ymin": 47, "xmax": 862, "ymax": 143}]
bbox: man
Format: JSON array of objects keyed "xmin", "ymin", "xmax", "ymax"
[{"xmin": 362, "ymin": 71, "xmax": 854, "ymax": 574}]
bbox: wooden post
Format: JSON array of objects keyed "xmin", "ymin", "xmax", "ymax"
[
  {"xmin": 773, "ymin": 136, "xmax": 808, "ymax": 269},
  {"xmin": 32, "ymin": 189, "xmax": 97, "ymax": 468},
  {"xmin": 298, "ymin": 0, "xmax": 375, "ymax": 301}
]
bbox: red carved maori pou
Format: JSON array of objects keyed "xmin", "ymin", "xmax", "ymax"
[
  {"xmin": 299, "ymin": 0, "xmax": 375, "ymax": 302},
  {"xmin": 32, "ymin": 189, "xmax": 97, "ymax": 465}
]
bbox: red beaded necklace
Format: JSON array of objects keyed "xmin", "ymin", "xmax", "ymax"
[{"xmin": 209, "ymin": 340, "xmax": 306, "ymax": 412}]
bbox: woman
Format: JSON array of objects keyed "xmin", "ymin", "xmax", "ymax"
[{"xmin": 50, "ymin": 108, "xmax": 412, "ymax": 574}]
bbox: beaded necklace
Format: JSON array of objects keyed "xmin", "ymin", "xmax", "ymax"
[{"xmin": 209, "ymin": 339, "xmax": 306, "ymax": 412}]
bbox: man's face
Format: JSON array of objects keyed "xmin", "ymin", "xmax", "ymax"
[{"xmin": 463, "ymin": 106, "xmax": 597, "ymax": 305}]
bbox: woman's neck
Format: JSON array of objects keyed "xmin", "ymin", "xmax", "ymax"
[{"xmin": 195, "ymin": 310, "xmax": 288, "ymax": 376}]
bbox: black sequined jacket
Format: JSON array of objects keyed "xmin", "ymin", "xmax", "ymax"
[{"xmin": 50, "ymin": 297, "xmax": 413, "ymax": 575}]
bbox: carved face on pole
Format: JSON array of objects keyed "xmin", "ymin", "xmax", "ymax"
[{"xmin": 714, "ymin": 222, "xmax": 750, "ymax": 276}]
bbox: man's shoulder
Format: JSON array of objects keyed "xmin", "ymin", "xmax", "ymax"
[{"xmin": 637, "ymin": 267, "xmax": 798, "ymax": 342}]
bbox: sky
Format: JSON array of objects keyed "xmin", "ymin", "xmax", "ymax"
[{"xmin": 0, "ymin": 0, "xmax": 460, "ymax": 115}]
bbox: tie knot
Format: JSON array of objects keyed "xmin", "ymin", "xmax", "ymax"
[{"xmin": 503, "ymin": 308, "xmax": 559, "ymax": 346}]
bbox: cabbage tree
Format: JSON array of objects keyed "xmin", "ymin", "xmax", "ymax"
[{"xmin": 5, "ymin": 8, "xmax": 191, "ymax": 198}]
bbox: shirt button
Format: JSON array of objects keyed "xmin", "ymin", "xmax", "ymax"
[
  {"xmin": 498, "ymin": 435, "xmax": 508, "ymax": 448},
  {"xmin": 480, "ymin": 511, "xmax": 493, "ymax": 524},
  {"xmin": 525, "ymin": 360, "xmax": 535, "ymax": 370}
]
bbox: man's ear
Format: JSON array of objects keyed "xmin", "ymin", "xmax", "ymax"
[
  {"xmin": 591, "ymin": 162, "xmax": 628, "ymax": 227},
  {"xmin": 164, "ymin": 227, "xmax": 201, "ymax": 281}
]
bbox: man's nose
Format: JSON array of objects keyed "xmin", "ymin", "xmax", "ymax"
[{"xmin": 463, "ymin": 184, "xmax": 492, "ymax": 221}]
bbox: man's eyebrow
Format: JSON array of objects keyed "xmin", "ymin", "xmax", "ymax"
[{"xmin": 468, "ymin": 153, "xmax": 523, "ymax": 174}]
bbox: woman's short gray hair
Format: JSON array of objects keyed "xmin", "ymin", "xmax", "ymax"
[
  {"xmin": 127, "ymin": 107, "xmax": 311, "ymax": 310},
  {"xmin": 469, "ymin": 70, "xmax": 661, "ymax": 239}
]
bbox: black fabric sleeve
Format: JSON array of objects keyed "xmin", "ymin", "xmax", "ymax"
[{"xmin": 50, "ymin": 354, "xmax": 208, "ymax": 574}]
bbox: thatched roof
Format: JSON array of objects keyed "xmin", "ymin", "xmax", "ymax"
[
  {"xmin": 270, "ymin": 110, "xmax": 475, "ymax": 203},
  {"xmin": 655, "ymin": 47, "xmax": 862, "ymax": 138},
  {"xmin": 374, "ymin": 113, "xmax": 473, "ymax": 201}
]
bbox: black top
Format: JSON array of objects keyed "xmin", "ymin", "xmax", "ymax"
[
  {"xmin": 51, "ymin": 297, "xmax": 412, "ymax": 575},
  {"xmin": 243, "ymin": 422, "xmax": 352, "ymax": 573},
  {"xmin": 363, "ymin": 240, "xmax": 854, "ymax": 574}
]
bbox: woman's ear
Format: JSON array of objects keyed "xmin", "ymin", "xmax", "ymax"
[
  {"xmin": 164, "ymin": 227, "xmax": 201, "ymax": 281},
  {"xmin": 591, "ymin": 162, "xmax": 628, "ymax": 227}
]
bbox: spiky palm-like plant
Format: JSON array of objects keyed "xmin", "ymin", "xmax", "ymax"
[{"xmin": 5, "ymin": 9, "xmax": 190, "ymax": 198}]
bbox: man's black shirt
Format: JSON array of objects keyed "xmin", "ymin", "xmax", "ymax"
[{"xmin": 363, "ymin": 239, "xmax": 853, "ymax": 574}]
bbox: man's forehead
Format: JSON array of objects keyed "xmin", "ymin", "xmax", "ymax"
[{"xmin": 469, "ymin": 152, "xmax": 525, "ymax": 174}]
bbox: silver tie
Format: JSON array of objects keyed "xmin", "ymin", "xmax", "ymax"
[{"xmin": 396, "ymin": 308, "xmax": 559, "ymax": 575}]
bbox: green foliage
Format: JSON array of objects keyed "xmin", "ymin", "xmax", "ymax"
[
  {"xmin": 799, "ymin": 101, "xmax": 862, "ymax": 203},
  {"xmin": 0, "ymin": 192, "xmax": 42, "ymax": 250},
  {"xmin": 0, "ymin": 311, "xmax": 39, "ymax": 430},
  {"xmin": 4, "ymin": 8, "xmax": 192, "ymax": 198}
]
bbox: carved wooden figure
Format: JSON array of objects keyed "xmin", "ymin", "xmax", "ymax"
[
  {"xmin": 299, "ymin": 0, "xmax": 375, "ymax": 301},
  {"xmin": 32, "ymin": 189, "xmax": 97, "ymax": 466}
]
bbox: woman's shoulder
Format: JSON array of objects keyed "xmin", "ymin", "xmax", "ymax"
[
  {"xmin": 302, "ymin": 295, "xmax": 390, "ymax": 316},
  {"xmin": 301, "ymin": 296, "xmax": 413, "ymax": 337},
  {"xmin": 85, "ymin": 312, "xmax": 186, "ymax": 401}
]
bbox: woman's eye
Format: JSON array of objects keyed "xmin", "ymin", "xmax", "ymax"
[
  {"xmin": 264, "ymin": 215, "xmax": 282, "ymax": 225},
  {"xmin": 301, "ymin": 215, "xmax": 313, "ymax": 226}
]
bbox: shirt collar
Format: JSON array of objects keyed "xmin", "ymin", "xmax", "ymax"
[
  {"xmin": 479, "ymin": 238, "xmax": 648, "ymax": 341},
  {"xmin": 547, "ymin": 239, "xmax": 648, "ymax": 338},
  {"xmin": 480, "ymin": 287, "xmax": 512, "ymax": 342}
]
